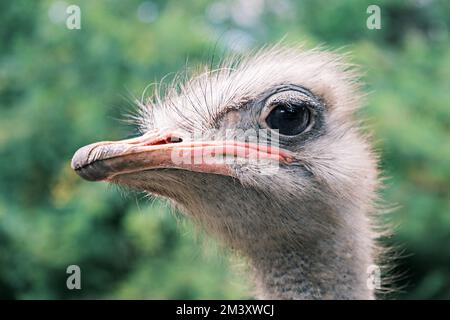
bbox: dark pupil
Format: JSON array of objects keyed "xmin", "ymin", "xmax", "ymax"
[{"xmin": 265, "ymin": 103, "xmax": 311, "ymax": 136}]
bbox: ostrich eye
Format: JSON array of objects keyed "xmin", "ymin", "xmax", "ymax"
[{"xmin": 265, "ymin": 102, "xmax": 311, "ymax": 136}]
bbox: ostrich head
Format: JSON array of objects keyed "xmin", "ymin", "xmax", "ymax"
[{"xmin": 71, "ymin": 47, "xmax": 380, "ymax": 299}]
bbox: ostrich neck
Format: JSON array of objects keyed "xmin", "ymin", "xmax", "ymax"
[
  {"xmin": 249, "ymin": 236, "xmax": 375, "ymax": 299},
  {"xmin": 192, "ymin": 195, "xmax": 377, "ymax": 299},
  {"xmin": 243, "ymin": 207, "xmax": 376, "ymax": 300},
  {"xmin": 162, "ymin": 171, "xmax": 377, "ymax": 299}
]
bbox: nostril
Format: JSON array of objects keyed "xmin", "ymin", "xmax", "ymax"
[
  {"xmin": 169, "ymin": 136, "xmax": 183, "ymax": 143},
  {"xmin": 141, "ymin": 134, "xmax": 183, "ymax": 146}
]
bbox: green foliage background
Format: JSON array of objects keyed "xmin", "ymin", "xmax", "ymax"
[{"xmin": 0, "ymin": 0, "xmax": 449, "ymax": 299}]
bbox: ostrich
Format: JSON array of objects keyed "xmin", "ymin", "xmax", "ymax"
[{"xmin": 71, "ymin": 46, "xmax": 382, "ymax": 299}]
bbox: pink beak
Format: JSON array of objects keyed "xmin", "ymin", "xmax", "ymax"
[{"xmin": 71, "ymin": 130, "xmax": 293, "ymax": 181}]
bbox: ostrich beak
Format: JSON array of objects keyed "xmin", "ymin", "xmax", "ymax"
[{"xmin": 71, "ymin": 130, "xmax": 293, "ymax": 182}]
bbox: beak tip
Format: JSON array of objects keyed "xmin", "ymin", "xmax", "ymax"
[
  {"xmin": 71, "ymin": 144, "xmax": 109, "ymax": 181},
  {"xmin": 71, "ymin": 144, "xmax": 93, "ymax": 171}
]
